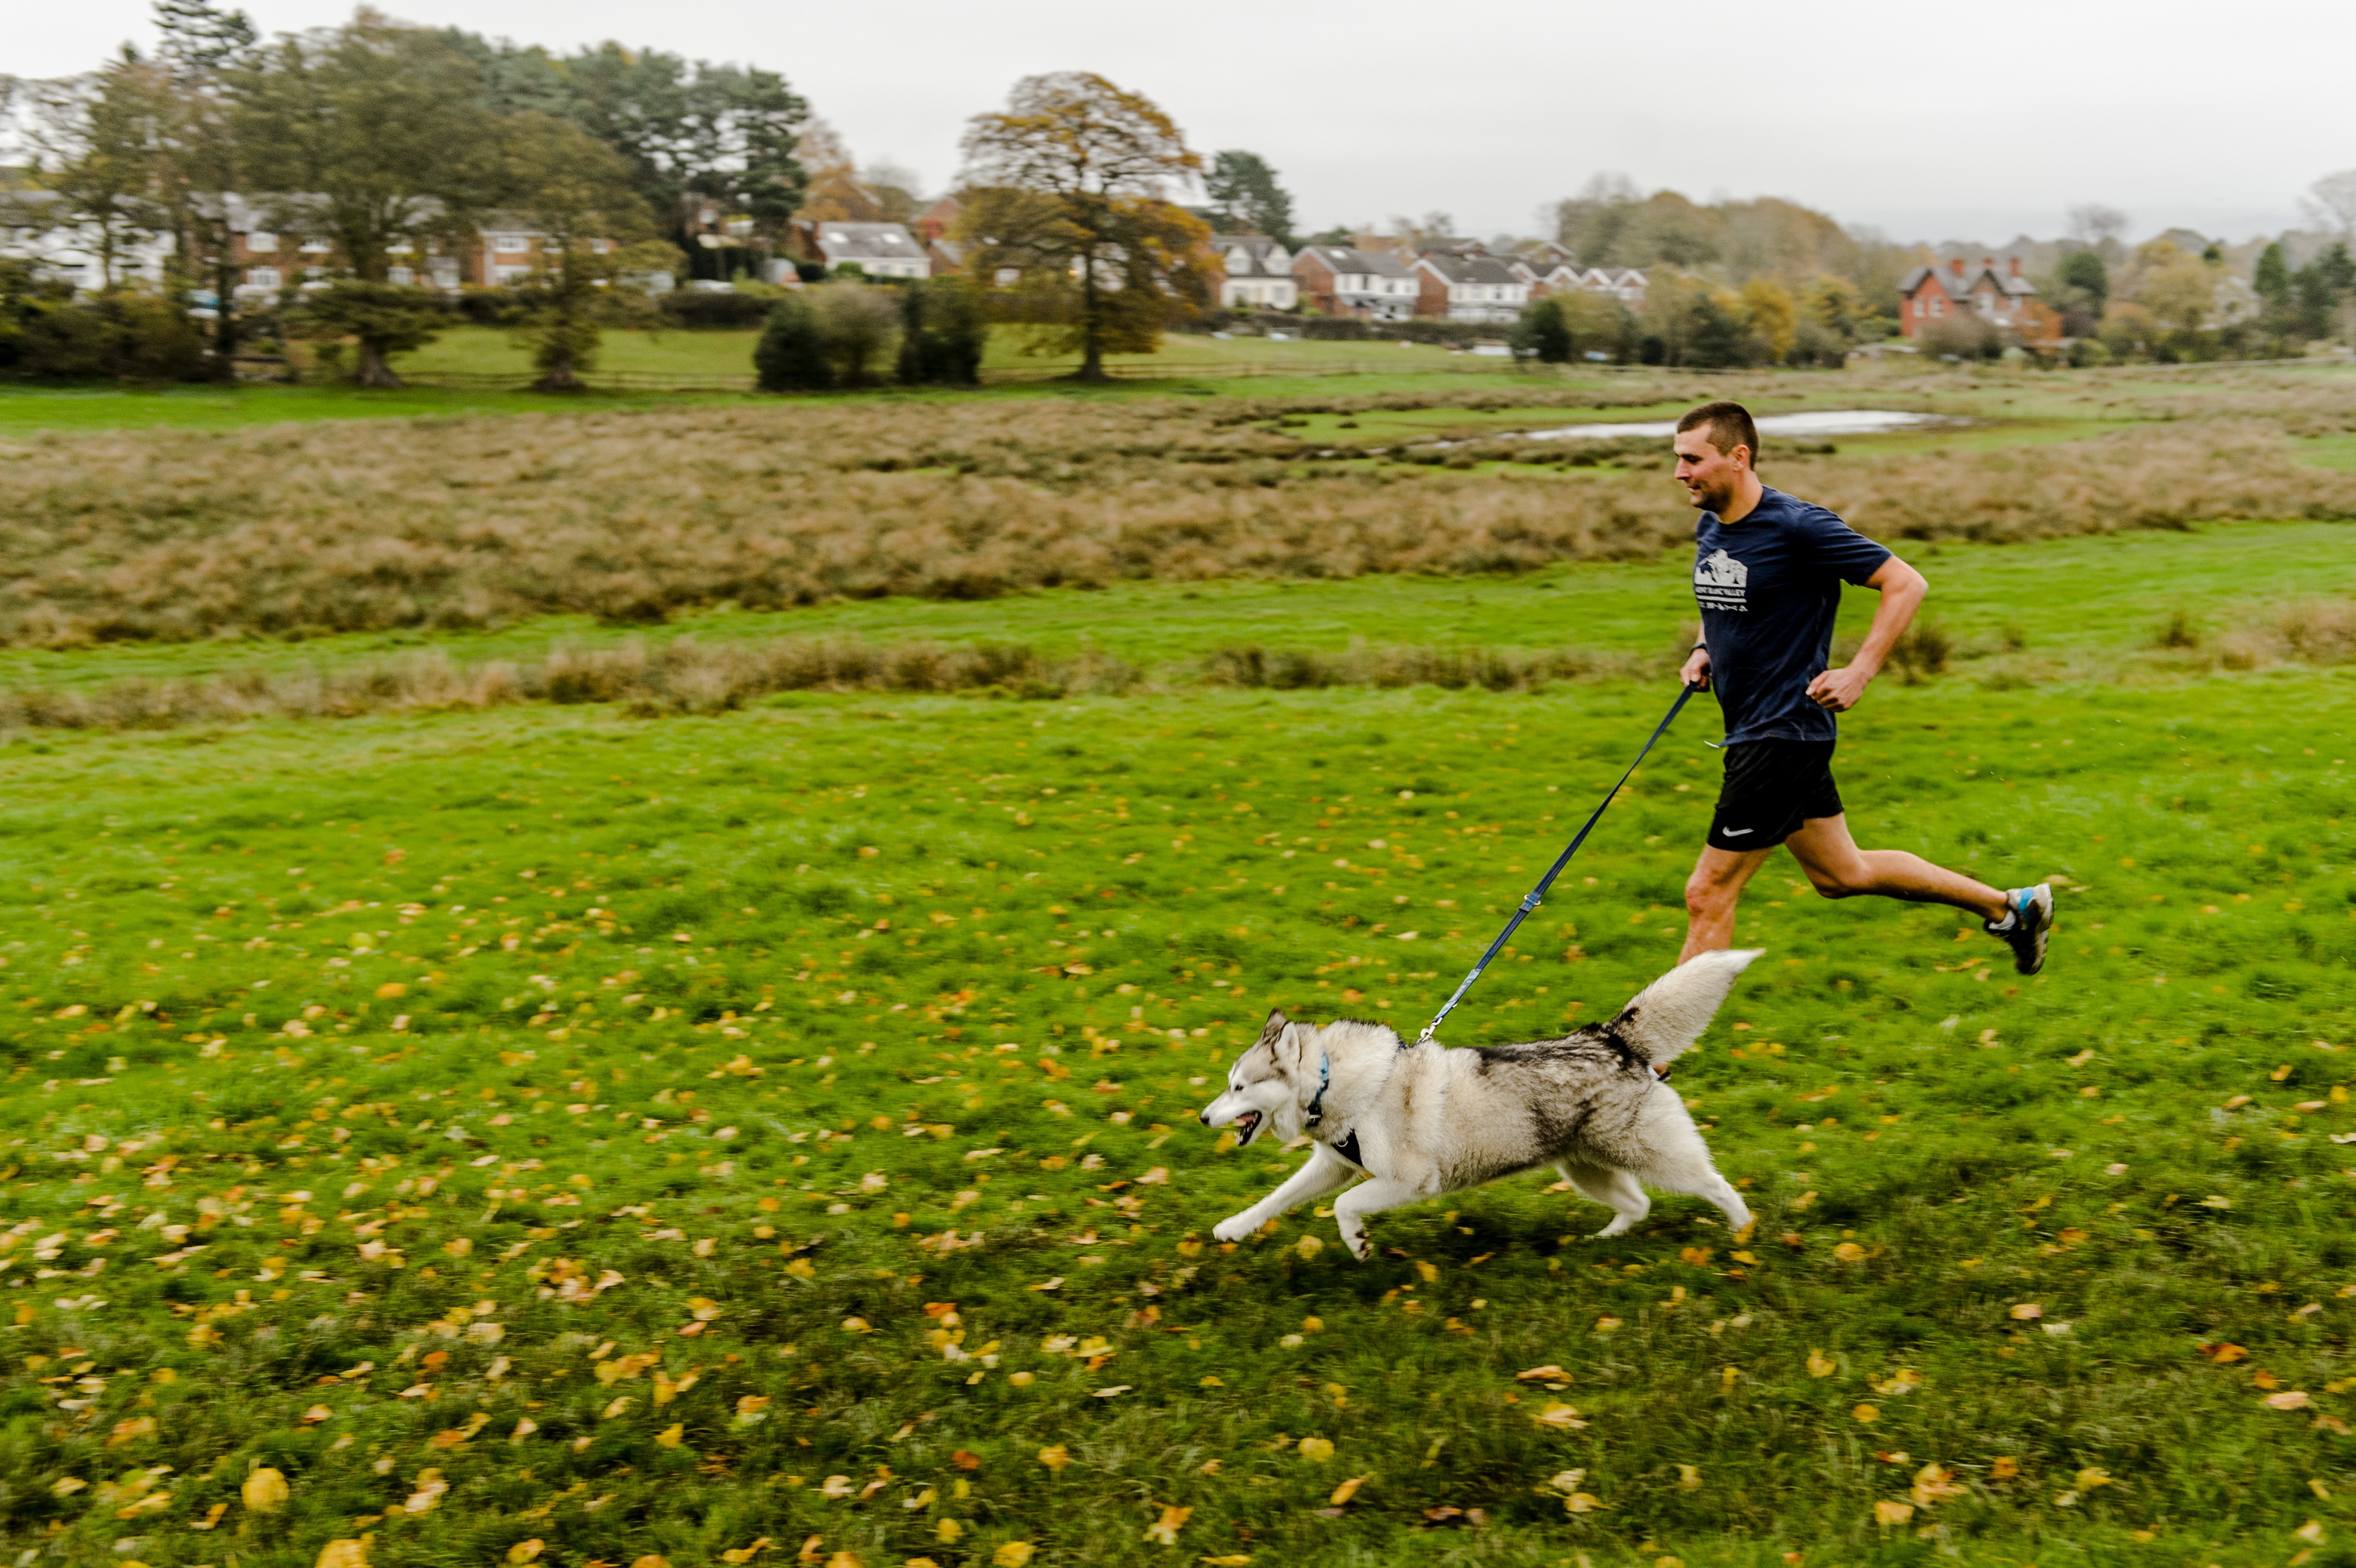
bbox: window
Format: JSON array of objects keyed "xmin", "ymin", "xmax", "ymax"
[
  {"xmin": 494, "ymin": 263, "xmax": 532, "ymax": 285},
  {"xmin": 299, "ymin": 237, "xmax": 332, "ymax": 254},
  {"xmin": 1930, "ymin": 295, "xmax": 1944, "ymax": 317},
  {"xmin": 246, "ymin": 232, "xmax": 279, "ymax": 253},
  {"xmin": 246, "ymin": 265, "xmax": 281, "ymax": 289},
  {"xmin": 490, "ymin": 234, "xmax": 530, "ymax": 255},
  {"xmin": 388, "ymin": 265, "xmax": 414, "ymax": 285},
  {"xmin": 386, "ymin": 241, "xmax": 414, "ymax": 256}
]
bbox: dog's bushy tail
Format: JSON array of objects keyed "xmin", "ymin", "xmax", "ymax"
[{"xmin": 1607, "ymin": 949, "xmax": 1764, "ymax": 1066}]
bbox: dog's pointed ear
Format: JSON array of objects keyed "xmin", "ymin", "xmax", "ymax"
[{"xmin": 1255, "ymin": 1008, "xmax": 1290, "ymax": 1048}]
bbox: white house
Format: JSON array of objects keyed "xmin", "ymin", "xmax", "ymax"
[
  {"xmin": 1210, "ymin": 234, "xmax": 1296, "ymax": 309},
  {"xmin": 811, "ymin": 222, "xmax": 930, "ymax": 280},
  {"xmin": 1411, "ymin": 252, "xmax": 1528, "ymax": 323},
  {"xmin": 1291, "ymin": 244, "xmax": 1417, "ymax": 320},
  {"xmin": 0, "ymin": 184, "xmax": 173, "ymax": 294}
]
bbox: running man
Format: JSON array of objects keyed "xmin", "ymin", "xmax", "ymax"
[{"xmin": 1671, "ymin": 400, "xmax": 2052, "ymax": 974}]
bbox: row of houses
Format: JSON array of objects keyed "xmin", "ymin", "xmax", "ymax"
[
  {"xmin": 803, "ymin": 212, "xmax": 1652, "ymax": 325},
  {"xmin": 0, "ymin": 184, "xmax": 645, "ymax": 299}
]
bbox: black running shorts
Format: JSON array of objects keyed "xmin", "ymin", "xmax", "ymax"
[{"xmin": 1706, "ymin": 739, "xmax": 1843, "ymax": 852}]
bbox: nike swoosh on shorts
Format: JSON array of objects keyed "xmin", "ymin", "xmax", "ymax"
[{"xmin": 1721, "ymin": 827, "xmax": 1753, "ymax": 837}]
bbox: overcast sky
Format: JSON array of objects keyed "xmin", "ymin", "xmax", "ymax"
[{"xmin": 12, "ymin": 0, "xmax": 2352, "ymax": 247}]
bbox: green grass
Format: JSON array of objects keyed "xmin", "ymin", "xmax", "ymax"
[{"xmin": 4, "ymin": 523, "xmax": 2356, "ymax": 1566}]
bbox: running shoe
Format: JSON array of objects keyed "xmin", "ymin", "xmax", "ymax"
[{"xmin": 1984, "ymin": 884, "xmax": 2055, "ymax": 976}]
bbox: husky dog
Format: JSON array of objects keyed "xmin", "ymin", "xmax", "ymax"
[{"xmin": 1197, "ymin": 949, "xmax": 1761, "ymax": 1259}]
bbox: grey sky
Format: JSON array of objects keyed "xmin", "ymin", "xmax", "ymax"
[{"xmin": 11, "ymin": 0, "xmax": 2350, "ymax": 247}]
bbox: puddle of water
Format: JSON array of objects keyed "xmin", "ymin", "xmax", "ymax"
[{"xmin": 1520, "ymin": 410, "xmax": 1944, "ymax": 442}]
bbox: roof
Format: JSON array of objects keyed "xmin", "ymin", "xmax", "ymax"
[
  {"xmin": 1297, "ymin": 245, "xmax": 1412, "ymax": 280},
  {"xmin": 1211, "ymin": 234, "xmax": 1291, "ymax": 277},
  {"xmin": 814, "ymin": 222, "xmax": 926, "ymax": 262},
  {"xmin": 1900, "ymin": 260, "xmax": 2034, "ymax": 298},
  {"xmin": 1415, "ymin": 252, "xmax": 1520, "ymax": 285}
]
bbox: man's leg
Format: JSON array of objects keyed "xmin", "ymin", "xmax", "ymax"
[
  {"xmin": 1780, "ymin": 813, "xmax": 2009, "ymax": 921},
  {"xmin": 1679, "ymin": 844, "xmax": 1776, "ymax": 963}
]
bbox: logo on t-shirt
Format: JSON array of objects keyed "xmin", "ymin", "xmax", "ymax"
[{"xmin": 1695, "ymin": 548, "xmax": 1748, "ymax": 610}]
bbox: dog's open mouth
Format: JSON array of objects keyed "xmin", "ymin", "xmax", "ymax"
[{"xmin": 1233, "ymin": 1109, "xmax": 1263, "ymax": 1144}]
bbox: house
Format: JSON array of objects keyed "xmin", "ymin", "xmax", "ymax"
[
  {"xmin": 1897, "ymin": 256, "xmax": 2037, "ymax": 336},
  {"xmin": 806, "ymin": 221, "xmax": 930, "ymax": 280},
  {"xmin": 915, "ymin": 197, "xmax": 962, "ymax": 244},
  {"xmin": 1410, "ymin": 252, "xmax": 1527, "ymax": 322},
  {"xmin": 1210, "ymin": 234, "xmax": 1296, "ymax": 309},
  {"xmin": 1525, "ymin": 263, "xmax": 1647, "ymax": 307},
  {"xmin": 1290, "ymin": 245, "xmax": 1417, "ymax": 320},
  {"xmin": 0, "ymin": 181, "xmax": 174, "ymax": 293}
]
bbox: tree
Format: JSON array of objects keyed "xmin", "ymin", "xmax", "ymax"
[
  {"xmin": 492, "ymin": 112, "xmax": 672, "ymax": 390},
  {"xmin": 23, "ymin": 56, "xmax": 172, "ymax": 292},
  {"xmin": 234, "ymin": 12, "xmax": 500, "ymax": 384},
  {"xmin": 1738, "ymin": 276, "xmax": 1797, "ymax": 362},
  {"xmin": 2065, "ymin": 202, "xmax": 2128, "ymax": 251},
  {"xmin": 2056, "ymin": 249, "xmax": 2108, "ymax": 312},
  {"xmin": 1204, "ymin": 150, "xmax": 1293, "ymax": 245},
  {"xmin": 153, "ymin": 0, "xmax": 259, "ymax": 369},
  {"xmin": 1803, "ymin": 274, "xmax": 1868, "ymax": 340},
  {"xmin": 2133, "ymin": 241, "xmax": 2217, "ymax": 339},
  {"xmin": 754, "ymin": 292, "xmax": 830, "ymax": 390},
  {"xmin": 451, "ymin": 34, "xmax": 809, "ymax": 253},
  {"xmin": 895, "ymin": 277, "xmax": 986, "ymax": 386},
  {"xmin": 1548, "ymin": 173, "xmax": 1639, "ymax": 265},
  {"xmin": 957, "ymin": 72, "xmax": 1213, "ymax": 382},
  {"xmin": 2303, "ymin": 170, "xmax": 2356, "ymax": 243},
  {"xmin": 808, "ymin": 281, "xmax": 900, "ymax": 387},
  {"xmin": 286, "ymin": 279, "xmax": 446, "ymax": 382},
  {"xmin": 1511, "ymin": 296, "xmax": 1570, "ymax": 362}
]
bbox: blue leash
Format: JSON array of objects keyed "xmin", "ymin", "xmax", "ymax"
[{"xmin": 1416, "ymin": 682, "xmax": 1702, "ymax": 1044}]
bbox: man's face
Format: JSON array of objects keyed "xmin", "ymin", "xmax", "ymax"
[{"xmin": 1673, "ymin": 426, "xmax": 1749, "ymax": 513}]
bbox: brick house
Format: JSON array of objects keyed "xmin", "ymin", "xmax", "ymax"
[
  {"xmin": 1526, "ymin": 262, "xmax": 1647, "ymax": 308},
  {"xmin": 1210, "ymin": 234, "xmax": 1296, "ymax": 309},
  {"xmin": 1290, "ymin": 245, "xmax": 1417, "ymax": 320},
  {"xmin": 1410, "ymin": 252, "xmax": 1527, "ymax": 322},
  {"xmin": 1897, "ymin": 256, "xmax": 2037, "ymax": 336}
]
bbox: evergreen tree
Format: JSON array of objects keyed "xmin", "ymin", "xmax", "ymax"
[
  {"xmin": 1511, "ymin": 297, "xmax": 1571, "ymax": 363},
  {"xmin": 895, "ymin": 277, "xmax": 986, "ymax": 386},
  {"xmin": 754, "ymin": 293, "xmax": 832, "ymax": 391},
  {"xmin": 1204, "ymin": 150, "xmax": 1295, "ymax": 246}
]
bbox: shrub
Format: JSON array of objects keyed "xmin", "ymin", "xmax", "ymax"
[
  {"xmin": 896, "ymin": 278, "xmax": 987, "ymax": 386},
  {"xmin": 1915, "ymin": 313, "xmax": 2000, "ymax": 362},
  {"xmin": 659, "ymin": 290, "xmax": 777, "ymax": 330},
  {"xmin": 0, "ymin": 267, "xmax": 210, "ymax": 383},
  {"xmin": 1514, "ymin": 298, "xmax": 1572, "ymax": 363},
  {"xmin": 754, "ymin": 295, "xmax": 833, "ymax": 391}
]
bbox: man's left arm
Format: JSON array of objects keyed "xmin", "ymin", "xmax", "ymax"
[{"xmin": 1806, "ymin": 555, "xmax": 1926, "ymax": 712}]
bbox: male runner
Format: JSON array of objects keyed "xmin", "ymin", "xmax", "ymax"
[{"xmin": 1671, "ymin": 400, "xmax": 2052, "ymax": 973}]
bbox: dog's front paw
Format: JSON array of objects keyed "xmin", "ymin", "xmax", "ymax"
[
  {"xmin": 1211, "ymin": 1215, "xmax": 1257, "ymax": 1244},
  {"xmin": 1336, "ymin": 1225, "xmax": 1372, "ymax": 1261}
]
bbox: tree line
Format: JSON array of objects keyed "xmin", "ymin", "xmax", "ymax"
[{"xmin": 4, "ymin": 1, "xmax": 808, "ymax": 387}]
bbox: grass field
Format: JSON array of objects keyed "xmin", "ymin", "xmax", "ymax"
[{"xmin": 3, "ymin": 506, "xmax": 2355, "ymax": 1567}]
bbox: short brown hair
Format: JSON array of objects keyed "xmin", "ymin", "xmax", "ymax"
[{"xmin": 1676, "ymin": 400, "xmax": 1759, "ymax": 463}]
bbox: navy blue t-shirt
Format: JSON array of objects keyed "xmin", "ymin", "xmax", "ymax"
[{"xmin": 1693, "ymin": 486, "xmax": 1892, "ymax": 745}]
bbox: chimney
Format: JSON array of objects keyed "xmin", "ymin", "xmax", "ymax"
[
  {"xmin": 1949, "ymin": 258, "xmax": 1964, "ymax": 277},
  {"xmin": 2009, "ymin": 256, "xmax": 2022, "ymax": 277}
]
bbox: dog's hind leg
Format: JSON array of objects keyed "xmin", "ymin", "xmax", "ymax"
[
  {"xmin": 1557, "ymin": 1162, "xmax": 1650, "ymax": 1238},
  {"xmin": 1212, "ymin": 1146, "xmax": 1358, "ymax": 1245},
  {"xmin": 1331, "ymin": 1177, "xmax": 1427, "ymax": 1261},
  {"xmin": 1628, "ymin": 1132, "xmax": 1754, "ymax": 1236}
]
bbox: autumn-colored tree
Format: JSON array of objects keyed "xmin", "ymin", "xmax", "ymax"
[
  {"xmin": 957, "ymin": 72, "xmax": 1213, "ymax": 382},
  {"xmin": 1737, "ymin": 276, "xmax": 1797, "ymax": 362},
  {"xmin": 492, "ymin": 112, "xmax": 674, "ymax": 391}
]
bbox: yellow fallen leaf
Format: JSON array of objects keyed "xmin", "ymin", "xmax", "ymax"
[
  {"xmin": 1853, "ymin": 1403, "xmax": 1880, "ymax": 1424},
  {"xmin": 2076, "ymin": 1468, "xmax": 2115, "ymax": 1489},
  {"xmin": 1199, "ymin": 1558, "xmax": 1253, "ymax": 1566},
  {"xmin": 1911, "ymin": 1463, "xmax": 1966, "ymax": 1506},
  {"xmin": 1037, "ymin": 1445, "xmax": 1069, "ymax": 1470},
  {"xmin": 1807, "ymin": 1349, "xmax": 1836, "ymax": 1378},
  {"xmin": 1870, "ymin": 1368, "xmax": 1923, "ymax": 1396},
  {"xmin": 655, "ymin": 1424, "xmax": 684, "ymax": 1448},
  {"xmin": 1564, "ymin": 1492, "xmax": 1606, "ymax": 1514},
  {"xmin": 1328, "ymin": 1476, "xmax": 1368, "ymax": 1506},
  {"xmin": 1297, "ymin": 1437, "xmax": 1334, "ymax": 1462},
  {"xmin": 1533, "ymin": 1402, "xmax": 1588, "ymax": 1430},
  {"xmin": 1874, "ymin": 1500, "xmax": 1915, "ymax": 1526},
  {"xmin": 1296, "ymin": 1235, "xmax": 1321, "ymax": 1257},
  {"xmin": 1833, "ymin": 1242, "xmax": 1866, "ymax": 1262},
  {"xmin": 1594, "ymin": 1316, "xmax": 1622, "ymax": 1333},
  {"xmin": 315, "ymin": 1542, "xmax": 370, "ymax": 1568},
  {"xmin": 2268, "ymin": 1390, "xmax": 2313, "ymax": 1410},
  {"xmin": 2296, "ymin": 1520, "xmax": 2327, "ymax": 1545},
  {"xmin": 935, "ymin": 1520, "xmax": 963, "ymax": 1543},
  {"xmin": 629, "ymin": 1559, "xmax": 672, "ymax": 1568},
  {"xmin": 507, "ymin": 1542, "xmax": 545, "ymax": 1564},
  {"xmin": 602, "ymin": 1396, "xmax": 635, "ymax": 1420},
  {"xmin": 821, "ymin": 1553, "xmax": 858, "ymax": 1568},
  {"xmin": 1989, "ymin": 1457, "xmax": 2020, "ymax": 1480},
  {"xmin": 719, "ymin": 1539, "xmax": 772, "ymax": 1565},
  {"xmin": 242, "ymin": 1466, "xmax": 289, "ymax": 1513},
  {"xmin": 1676, "ymin": 1464, "xmax": 1702, "ymax": 1490},
  {"xmin": 1516, "ymin": 1365, "xmax": 1569, "ymax": 1383},
  {"xmin": 821, "ymin": 1476, "xmax": 853, "ymax": 1499},
  {"xmin": 1143, "ymin": 1504, "xmax": 1192, "ymax": 1545},
  {"xmin": 992, "ymin": 1545, "xmax": 1035, "ymax": 1567},
  {"xmin": 510, "ymin": 1418, "xmax": 539, "ymax": 1442},
  {"xmin": 2008, "ymin": 1303, "xmax": 2043, "ymax": 1320}
]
